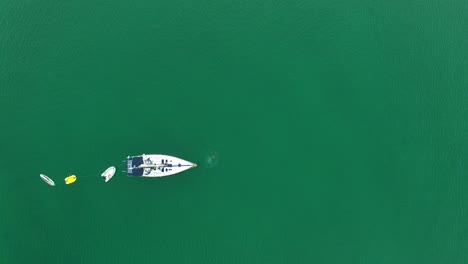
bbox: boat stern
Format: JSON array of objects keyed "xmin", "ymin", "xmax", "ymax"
[{"xmin": 126, "ymin": 156, "xmax": 144, "ymax": 176}]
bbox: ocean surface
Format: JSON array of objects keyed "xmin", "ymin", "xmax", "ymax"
[{"xmin": 2, "ymin": 0, "xmax": 468, "ymax": 263}]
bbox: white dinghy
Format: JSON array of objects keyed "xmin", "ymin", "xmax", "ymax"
[{"xmin": 101, "ymin": 166, "xmax": 116, "ymax": 182}]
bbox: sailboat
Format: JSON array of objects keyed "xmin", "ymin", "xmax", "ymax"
[{"xmin": 125, "ymin": 154, "xmax": 197, "ymax": 177}]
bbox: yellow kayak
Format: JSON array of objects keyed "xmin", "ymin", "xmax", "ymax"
[{"xmin": 64, "ymin": 175, "xmax": 77, "ymax": 185}]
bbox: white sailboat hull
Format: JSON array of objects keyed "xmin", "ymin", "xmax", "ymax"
[{"xmin": 126, "ymin": 154, "xmax": 196, "ymax": 177}]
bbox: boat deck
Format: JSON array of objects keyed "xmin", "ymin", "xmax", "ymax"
[{"xmin": 126, "ymin": 154, "xmax": 195, "ymax": 177}]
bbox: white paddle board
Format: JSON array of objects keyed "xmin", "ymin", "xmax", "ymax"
[{"xmin": 40, "ymin": 174, "xmax": 55, "ymax": 186}]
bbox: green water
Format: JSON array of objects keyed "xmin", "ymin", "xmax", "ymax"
[{"xmin": 2, "ymin": 0, "xmax": 468, "ymax": 263}]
